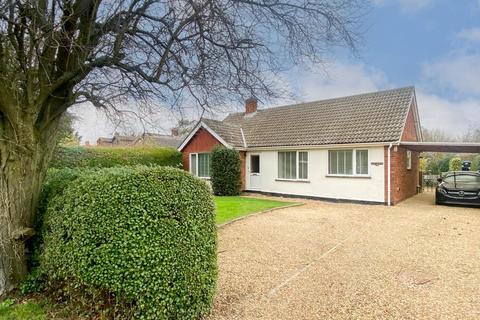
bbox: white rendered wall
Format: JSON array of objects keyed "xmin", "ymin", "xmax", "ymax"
[{"xmin": 245, "ymin": 147, "xmax": 385, "ymax": 203}]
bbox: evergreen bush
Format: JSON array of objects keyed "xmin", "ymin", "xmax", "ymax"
[
  {"xmin": 40, "ymin": 166, "xmax": 217, "ymax": 319},
  {"xmin": 210, "ymin": 146, "xmax": 242, "ymax": 196}
]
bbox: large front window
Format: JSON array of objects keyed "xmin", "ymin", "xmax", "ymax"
[
  {"xmin": 190, "ymin": 153, "xmax": 211, "ymax": 178},
  {"xmin": 328, "ymin": 149, "xmax": 369, "ymax": 176},
  {"xmin": 278, "ymin": 151, "xmax": 308, "ymax": 180}
]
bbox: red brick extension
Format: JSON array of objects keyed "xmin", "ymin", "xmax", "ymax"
[
  {"xmin": 383, "ymin": 102, "xmax": 420, "ymax": 205},
  {"xmin": 181, "ymin": 128, "xmax": 246, "ymax": 190}
]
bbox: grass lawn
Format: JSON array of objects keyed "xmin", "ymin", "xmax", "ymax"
[
  {"xmin": 215, "ymin": 196, "xmax": 295, "ymax": 224},
  {"xmin": 0, "ymin": 299, "xmax": 47, "ymax": 320}
]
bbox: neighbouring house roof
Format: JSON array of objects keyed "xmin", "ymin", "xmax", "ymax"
[
  {"xmin": 136, "ymin": 133, "xmax": 183, "ymax": 148},
  {"xmin": 112, "ymin": 134, "xmax": 137, "ymax": 145},
  {"xmin": 97, "ymin": 137, "xmax": 113, "ymax": 143},
  {"xmin": 179, "ymin": 87, "xmax": 420, "ymax": 150}
]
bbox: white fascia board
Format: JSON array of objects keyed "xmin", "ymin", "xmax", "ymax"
[{"xmin": 177, "ymin": 121, "xmax": 232, "ymax": 151}]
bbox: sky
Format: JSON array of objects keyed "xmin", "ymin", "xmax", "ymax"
[{"xmin": 74, "ymin": 0, "xmax": 480, "ymax": 144}]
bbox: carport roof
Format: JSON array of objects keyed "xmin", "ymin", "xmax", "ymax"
[{"xmin": 400, "ymin": 141, "xmax": 480, "ymax": 153}]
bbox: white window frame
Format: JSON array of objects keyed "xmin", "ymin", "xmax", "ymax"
[
  {"xmin": 189, "ymin": 152, "xmax": 211, "ymax": 179},
  {"xmin": 406, "ymin": 150, "xmax": 412, "ymax": 170},
  {"xmin": 327, "ymin": 149, "xmax": 370, "ymax": 177},
  {"xmin": 277, "ymin": 151, "xmax": 309, "ymax": 181}
]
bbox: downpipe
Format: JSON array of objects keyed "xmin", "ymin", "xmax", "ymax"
[{"xmin": 388, "ymin": 143, "xmax": 393, "ymax": 206}]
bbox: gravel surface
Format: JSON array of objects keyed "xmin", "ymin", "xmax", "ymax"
[{"xmin": 208, "ymin": 192, "xmax": 480, "ymax": 320}]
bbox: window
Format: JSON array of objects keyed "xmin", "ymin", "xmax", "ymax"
[
  {"xmin": 406, "ymin": 150, "xmax": 412, "ymax": 170},
  {"xmin": 189, "ymin": 153, "xmax": 211, "ymax": 178},
  {"xmin": 356, "ymin": 150, "xmax": 368, "ymax": 175},
  {"xmin": 251, "ymin": 155, "xmax": 260, "ymax": 174},
  {"xmin": 278, "ymin": 151, "xmax": 296, "ymax": 179},
  {"xmin": 298, "ymin": 152, "xmax": 308, "ymax": 179},
  {"xmin": 190, "ymin": 154, "xmax": 197, "ymax": 176},
  {"xmin": 198, "ymin": 153, "xmax": 210, "ymax": 177},
  {"xmin": 329, "ymin": 150, "xmax": 353, "ymax": 175},
  {"xmin": 328, "ymin": 149, "xmax": 369, "ymax": 176},
  {"xmin": 278, "ymin": 151, "xmax": 308, "ymax": 180}
]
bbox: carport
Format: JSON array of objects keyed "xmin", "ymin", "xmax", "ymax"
[
  {"xmin": 399, "ymin": 141, "xmax": 480, "ymax": 204},
  {"xmin": 400, "ymin": 141, "xmax": 480, "ymax": 153}
]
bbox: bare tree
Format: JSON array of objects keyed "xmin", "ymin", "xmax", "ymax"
[{"xmin": 0, "ymin": 0, "xmax": 364, "ymax": 295}]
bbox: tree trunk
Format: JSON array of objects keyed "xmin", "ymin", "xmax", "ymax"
[{"xmin": 0, "ymin": 113, "xmax": 58, "ymax": 298}]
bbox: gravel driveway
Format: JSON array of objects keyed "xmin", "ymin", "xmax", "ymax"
[{"xmin": 208, "ymin": 192, "xmax": 480, "ymax": 320}]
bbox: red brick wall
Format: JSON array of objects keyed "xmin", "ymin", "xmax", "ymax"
[
  {"xmin": 384, "ymin": 146, "xmax": 419, "ymax": 204},
  {"xmin": 181, "ymin": 128, "xmax": 246, "ymax": 191},
  {"xmin": 384, "ymin": 102, "xmax": 420, "ymax": 204},
  {"xmin": 182, "ymin": 128, "xmax": 221, "ymax": 171},
  {"xmin": 401, "ymin": 103, "xmax": 418, "ymax": 141}
]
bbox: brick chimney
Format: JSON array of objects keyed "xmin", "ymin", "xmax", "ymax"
[
  {"xmin": 245, "ymin": 97, "xmax": 258, "ymax": 114},
  {"xmin": 171, "ymin": 127, "xmax": 179, "ymax": 136}
]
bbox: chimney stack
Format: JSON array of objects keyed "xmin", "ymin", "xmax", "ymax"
[
  {"xmin": 171, "ymin": 127, "xmax": 179, "ymax": 136},
  {"xmin": 245, "ymin": 97, "xmax": 257, "ymax": 114}
]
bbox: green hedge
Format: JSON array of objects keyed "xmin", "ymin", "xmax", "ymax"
[
  {"xmin": 28, "ymin": 169, "xmax": 85, "ymax": 268},
  {"xmin": 50, "ymin": 146, "xmax": 182, "ymax": 169},
  {"xmin": 40, "ymin": 166, "xmax": 217, "ymax": 319},
  {"xmin": 210, "ymin": 145, "xmax": 242, "ymax": 196}
]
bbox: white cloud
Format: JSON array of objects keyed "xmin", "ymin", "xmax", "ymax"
[
  {"xmin": 422, "ymin": 53, "xmax": 480, "ymax": 96},
  {"xmin": 289, "ymin": 62, "xmax": 390, "ymax": 101},
  {"xmin": 290, "ymin": 61, "xmax": 478, "ymax": 137},
  {"xmin": 457, "ymin": 27, "xmax": 480, "ymax": 43},
  {"xmin": 416, "ymin": 91, "xmax": 480, "ymax": 136},
  {"xmin": 372, "ymin": 0, "xmax": 433, "ymax": 13}
]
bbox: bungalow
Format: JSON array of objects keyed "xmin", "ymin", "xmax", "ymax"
[{"xmin": 178, "ymin": 87, "xmax": 422, "ymax": 205}]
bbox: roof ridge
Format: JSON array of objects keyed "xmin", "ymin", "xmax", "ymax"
[
  {"xmin": 260, "ymin": 86, "xmax": 415, "ymax": 112},
  {"xmin": 224, "ymin": 86, "xmax": 415, "ymax": 117}
]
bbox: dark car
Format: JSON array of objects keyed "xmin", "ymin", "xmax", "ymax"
[{"xmin": 436, "ymin": 171, "xmax": 480, "ymax": 207}]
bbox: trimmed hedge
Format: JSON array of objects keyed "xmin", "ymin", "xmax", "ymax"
[
  {"xmin": 28, "ymin": 168, "xmax": 86, "ymax": 269},
  {"xmin": 449, "ymin": 157, "xmax": 462, "ymax": 171},
  {"xmin": 50, "ymin": 146, "xmax": 182, "ymax": 169},
  {"xmin": 210, "ymin": 145, "xmax": 242, "ymax": 196},
  {"xmin": 40, "ymin": 166, "xmax": 217, "ymax": 319}
]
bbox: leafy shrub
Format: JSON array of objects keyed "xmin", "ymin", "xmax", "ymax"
[
  {"xmin": 449, "ymin": 157, "xmax": 462, "ymax": 171},
  {"xmin": 50, "ymin": 146, "xmax": 182, "ymax": 169},
  {"xmin": 210, "ymin": 145, "xmax": 242, "ymax": 196},
  {"xmin": 472, "ymin": 156, "xmax": 480, "ymax": 171},
  {"xmin": 40, "ymin": 166, "xmax": 217, "ymax": 319},
  {"xmin": 439, "ymin": 155, "xmax": 453, "ymax": 173},
  {"xmin": 25, "ymin": 168, "xmax": 87, "ymax": 292}
]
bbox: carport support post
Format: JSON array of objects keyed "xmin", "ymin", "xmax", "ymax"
[{"xmin": 388, "ymin": 143, "xmax": 393, "ymax": 206}]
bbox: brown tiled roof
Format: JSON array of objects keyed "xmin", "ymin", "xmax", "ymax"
[
  {"xmin": 219, "ymin": 87, "xmax": 415, "ymax": 147},
  {"xmin": 202, "ymin": 118, "xmax": 245, "ymax": 148}
]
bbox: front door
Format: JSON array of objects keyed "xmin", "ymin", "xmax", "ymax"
[{"xmin": 249, "ymin": 155, "xmax": 261, "ymax": 190}]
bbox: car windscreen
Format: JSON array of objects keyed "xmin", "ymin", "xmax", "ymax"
[{"xmin": 443, "ymin": 174, "xmax": 480, "ymax": 187}]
